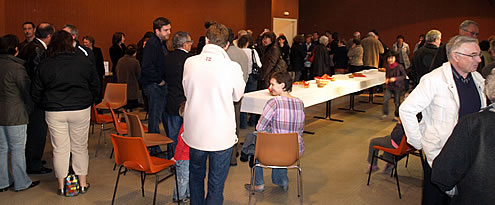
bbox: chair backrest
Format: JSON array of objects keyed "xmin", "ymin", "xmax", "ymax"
[
  {"xmin": 91, "ymin": 104, "xmax": 102, "ymax": 123},
  {"xmin": 107, "ymin": 103, "xmax": 126, "ymax": 135},
  {"xmin": 397, "ymin": 136, "xmax": 414, "ymax": 155},
  {"xmin": 103, "ymin": 83, "xmax": 127, "ymax": 104},
  {"xmin": 254, "ymin": 132, "xmax": 299, "ymax": 166},
  {"xmin": 110, "ymin": 134, "xmax": 152, "ymax": 171},
  {"xmin": 125, "ymin": 113, "xmax": 146, "ymax": 138}
]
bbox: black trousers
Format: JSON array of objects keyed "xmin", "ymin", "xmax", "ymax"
[
  {"xmin": 25, "ymin": 106, "xmax": 48, "ymax": 171},
  {"xmin": 422, "ymin": 158, "xmax": 451, "ymax": 205}
]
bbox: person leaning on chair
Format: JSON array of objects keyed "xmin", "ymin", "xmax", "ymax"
[{"xmin": 399, "ymin": 35, "xmax": 486, "ymax": 205}]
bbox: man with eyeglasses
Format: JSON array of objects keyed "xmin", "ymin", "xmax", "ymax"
[
  {"xmin": 400, "ymin": 35, "xmax": 486, "ymax": 205},
  {"xmin": 430, "ymin": 20, "xmax": 483, "ymax": 71}
]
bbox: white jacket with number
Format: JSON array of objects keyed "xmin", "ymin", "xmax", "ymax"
[
  {"xmin": 399, "ymin": 62, "xmax": 486, "ymax": 166},
  {"xmin": 182, "ymin": 44, "xmax": 246, "ymax": 151}
]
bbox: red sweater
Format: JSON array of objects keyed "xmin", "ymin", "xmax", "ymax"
[{"xmin": 174, "ymin": 125, "xmax": 189, "ymax": 160}]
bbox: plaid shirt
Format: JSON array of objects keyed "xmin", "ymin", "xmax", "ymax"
[{"xmin": 256, "ymin": 96, "xmax": 305, "ymax": 155}]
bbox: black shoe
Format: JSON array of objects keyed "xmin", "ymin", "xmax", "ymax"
[
  {"xmin": 27, "ymin": 166, "xmax": 52, "ymax": 174},
  {"xmin": 240, "ymin": 152, "xmax": 248, "ymax": 162},
  {"xmin": 15, "ymin": 181, "xmax": 40, "ymax": 192},
  {"xmin": 57, "ymin": 189, "xmax": 65, "ymax": 196},
  {"xmin": 0, "ymin": 184, "xmax": 13, "ymax": 192},
  {"xmin": 42, "ymin": 160, "xmax": 47, "ymax": 165},
  {"xmin": 230, "ymin": 161, "xmax": 238, "ymax": 166},
  {"xmin": 80, "ymin": 183, "xmax": 90, "ymax": 194}
]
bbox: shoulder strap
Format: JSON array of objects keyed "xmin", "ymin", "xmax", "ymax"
[
  {"xmin": 251, "ymin": 49, "xmax": 257, "ymax": 64},
  {"xmin": 78, "ymin": 46, "xmax": 88, "ymax": 57}
]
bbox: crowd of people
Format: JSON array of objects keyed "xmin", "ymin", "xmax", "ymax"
[{"xmin": 1, "ymin": 17, "xmax": 495, "ymax": 205}]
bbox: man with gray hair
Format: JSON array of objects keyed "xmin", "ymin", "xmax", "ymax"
[
  {"xmin": 400, "ymin": 35, "xmax": 486, "ymax": 204},
  {"xmin": 362, "ymin": 31, "xmax": 384, "ymax": 70},
  {"xmin": 430, "ymin": 20, "xmax": 481, "ymax": 71},
  {"xmin": 62, "ymin": 24, "xmax": 96, "ymax": 66},
  {"xmin": 164, "ymin": 31, "xmax": 193, "ymax": 160},
  {"xmin": 410, "ymin": 29, "xmax": 442, "ymax": 86}
]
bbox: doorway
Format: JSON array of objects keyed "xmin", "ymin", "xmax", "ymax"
[{"xmin": 273, "ymin": 18, "xmax": 297, "ymax": 45}]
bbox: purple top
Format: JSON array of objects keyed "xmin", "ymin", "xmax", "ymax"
[{"xmin": 256, "ymin": 96, "xmax": 305, "ymax": 155}]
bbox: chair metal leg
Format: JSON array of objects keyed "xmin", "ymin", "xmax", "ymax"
[
  {"xmin": 102, "ymin": 124, "xmax": 107, "ymax": 145},
  {"xmin": 405, "ymin": 154, "xmax": 410, "ymax": 168},
  {"xmin": 174, "ymin": 166, "xmax": 181, "ymax": 204},
  {"xmin": 140, "ymin": 172, "xmax": 146, "ymax": 197},
  {"xmin": 112, "ymin": 165, "xmax": 125, "ymax": 205},
  {"xmin": 109, "ymin": 148, "xmax": 114, "ymax": 159},
  {"xmin": 248, "ymin": 166, "xmax": 256, "ymax": 205},
  {"xmin": 95, "ymin": 123, "xmax": 103, "ymax": 157},
  {"xmin": 367, "ymin": 150, "xmax": 377, "ymax": 185},
  {"xmin": 153, "ymin": 174, "xmax": 158, "ymax": 205},
  {"xmin": 298, "ymin": 167, "xmax": 303, "ymax": 205},
  {"xmin": 393, "ymin": 156, "xmax": 402, "ymax": 199}
]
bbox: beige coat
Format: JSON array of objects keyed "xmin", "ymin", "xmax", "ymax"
[{"xmin": 361, "ymin": 36, "xmax": 384, "ymax": 68}]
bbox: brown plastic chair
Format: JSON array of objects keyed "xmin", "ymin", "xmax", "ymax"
[
  {"xmin": 108, "ymin": 103, "xmax": 148, "ymax": 136},
  {"xmin": 366, "ymin": 135, "xmax": 424, "ymax": 199},
  {"xmin": 125, "ymin": 113, "xmax": 174, "ymax": 148},
  {"xmin": 248, "ymin": 132, "xmax": 303, "ymax": 205},
  {"xmin": 110, "ymin": 134, "xmax": 180, "ymax": 205},
  {"xmin": 95, "ymin": 83, "xmax": 127, "ymax": 110},
  {"xmin": 91, "ymin": 104, "xmax": 113, "ymax": 157}
]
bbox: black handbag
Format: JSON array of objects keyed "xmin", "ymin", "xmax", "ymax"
[{"xmin": 251, "ymin": 49, "xmax": 262, "ymax": 79}]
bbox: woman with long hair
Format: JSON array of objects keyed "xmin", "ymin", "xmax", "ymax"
[{"xmin": 32, "ymin": 30, "xmax": 100, "ymax": 195}]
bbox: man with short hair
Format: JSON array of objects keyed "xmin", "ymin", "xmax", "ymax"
[
  {"xmin": 362, "ymin": 32, "xmax": 384, "ymax": 69},
  {"xmin": 61, "ymin": 24, "xmax": 95, "ymax": 64},
  {"xmin": 20, "ymin": 22, "xmax": 35, "ymax": 50},
  {"xmin": 410, "ymin": 29, "xmax": 442, "ymax": 86},
  {"xmin": 346, "ymin": 31, "xmax": 360, "ymax": 50},
  {"xmin": 164, "ymin": 31, "xmax": 193, "ymax": 159},
  {"xmin": 182, "ymin": 23, "xmax": 245, "ymax": 204},
  {"xmin": 399, "ymin": 35, "xmax": 486, "ymax": 205},
  {"xmin": 430, "ymin": 20, "xmax": 481, "ymax": 71},
  {"xmin": 312, "ymin": 31, "xmax": 320, "ymax": 45},
  {"xmin": 18, "ymin": 22, "xmax": 55, "ymax": 175},
  {"xmin": 141, "ymin": 17, "xmax": 171, "ymax": 142}
]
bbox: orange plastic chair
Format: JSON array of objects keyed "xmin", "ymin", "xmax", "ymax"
[
  {"xmin": 248, "ymin": 132, "xmax": 303, "ymax": 205},
  {"xmin": 366, "ymin": 136, "xmax": 424, "ymax": 199},
  {"xmin": 95, "ymin": 83, "xmax": 127, "ymax": 110},
  {"xmin": 125, "ymin": 113, "xmax": 173, "ymax": 148},
  {"xmin": 110, "ymin": 134, "xmax": 179, "ymax": 205},
  {"xmin": 91, "ymin": 104, "xmax": 113, "ymax": 157}
]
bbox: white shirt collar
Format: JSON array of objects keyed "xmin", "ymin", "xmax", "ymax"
[
  {"xmin": 36, "ymin": 38, "xmax": 47, "ymax": 49},
  {"xmin": 178, "ymin": 48, "xmax": 189, "ymax": 53}
]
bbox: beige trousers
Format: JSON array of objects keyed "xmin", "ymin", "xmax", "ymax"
[{"xmin": 45, "ymin": 107, "xmax": 90, "ymax": 178}]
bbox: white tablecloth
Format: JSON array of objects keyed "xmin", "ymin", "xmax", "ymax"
[{"xmin": 240, "ymin": 69, "xmax": 386, "ymax": 114}]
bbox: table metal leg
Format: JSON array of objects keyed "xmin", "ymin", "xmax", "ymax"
[
  {"xmin": 339, "ymin": 94, "xmax": 365, "ymax": 112},
  {"xmin": 360, "ymin": 87, "xmax": 384, "ymax": 105},
  {"xmin": 314, "ymin": 100, "xmax": 344, "ymax": 122}
]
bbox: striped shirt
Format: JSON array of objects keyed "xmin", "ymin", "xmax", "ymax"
[{"xmin": 256, "ymin": 96, "xmax": 305, "ymax": 155}]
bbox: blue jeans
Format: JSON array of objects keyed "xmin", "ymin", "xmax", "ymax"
[
  {"xmin": 173, "ymin": 160, "xmax": 190, "ymax": 201},
  {"xmin": 189, "ymin": 146, "xmax": 233, "ymax": 205},
  {"xmin": 166, "ymin": 115, "xmax": 183, "ymax": 159},
  {"xmin": 0, "ymin": 125, "xmax": 32, "ymax": 190},
  {"xmin": 144, "ymin": 83, "xmax": 168, "ymax": 134},
  {"xmin": 254, "ymin": 162, "xmax": 288, "ymax": 187},
  {"xmin": 144, "ymin": 83, "xmax": 168, "ymax": 154},
  {"xmin": 240, "ymin": 74, "xmax": 259, "ymax": 128}
]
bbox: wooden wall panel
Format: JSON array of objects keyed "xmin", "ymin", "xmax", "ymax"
[
  {"xmin": 246, "ymin": 0, "xmax": 272, "ymax": 37},
  {"xmin": 0, "ymin": 0, "xmax": 4, "ymax": 35},
  {"xmin": 3, "ymin": 0, "xmax": 247, "ymax": 61},
  {"xmin": 299, "ymin": 0, "xmax": 495, "ymax": 48},
  {"xmin": 272, "ymin": 0, "xmax": 298, "ymax": 19}
]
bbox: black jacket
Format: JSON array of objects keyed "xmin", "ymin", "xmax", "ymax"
[
  {"xmin": 410, "ymin": 43, "xmax": 438, "ymax": 84},
  {"xmin": 18, "ymin": 38, "xmax": 47, "ymax": 79},
  {"xmin": 140, "ymin": 34, "xmax": 168, "ymax": 87},
  {"xmin": 164, "ymin": 49, "xmax": 193, "ymax": 115},
  {"xmin": 333, "ymin": 46, "xmax": 348, "ymax": 69},
  {"xmin": 109, "ymin": 43, "xmax": 126, "ymax": 73},
  {"xmin": 311, "ymin": 44, "xmax": 330, "ymax": 76},
  {"xmin": 0, "ymin": 55, "xmax": 32, "ymax": 125},
  {"xmin": 432, "ymin": 108, "xmax": 495, "ymax": 205},
  {"xmin": 32, "ymin": 53, "xmax": 101, "ymax": 111},
  {"xmin": 92, "ymin": 47, "xmax": 105, "ymax": 79},
  {"xmin": 290, "ymin": 43, "xmax": 306, "ymax": 72}
]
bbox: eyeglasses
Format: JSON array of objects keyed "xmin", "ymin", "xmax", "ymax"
[
  {"xmin": 462, "ymin": 29, "xmax": 479, "ymax": 37},
  {"xmin": 186, "ymin": 40, "xmax": 194, "ymax": 44},
  {"xmin": 455, "ymin": 52, "xmax": 482, "ymax": 59}
]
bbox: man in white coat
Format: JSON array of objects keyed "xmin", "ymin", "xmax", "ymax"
[
  {"xmin": 182, "ymin": 23, "xmax": 245, "ymax": 205},
  {"xmin": 399, "ymin": 35, "xmax": 486, "ymax": 205}
]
